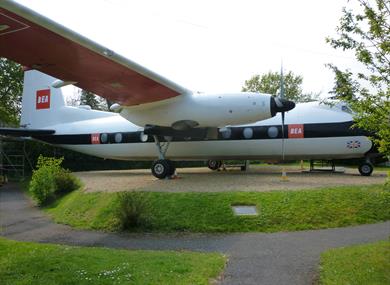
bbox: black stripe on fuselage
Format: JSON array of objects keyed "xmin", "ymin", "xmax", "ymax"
[{"xmin": 33, "ymin": 121, "xmax": 368, "ymax": 145}]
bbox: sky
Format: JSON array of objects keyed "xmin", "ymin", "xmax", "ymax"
[{"xmin": 15, "ymin": 0, "xmax": 362, "ymax": 98}]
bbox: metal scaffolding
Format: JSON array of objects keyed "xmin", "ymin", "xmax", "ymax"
[{"xmin": 0, "ymin": 136, "xmax": 33, "ymax": 183}]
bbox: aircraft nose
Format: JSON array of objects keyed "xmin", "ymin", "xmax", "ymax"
[{"xmin": 270, "ymin": 97, "xmax": 296, "ymax": 116}]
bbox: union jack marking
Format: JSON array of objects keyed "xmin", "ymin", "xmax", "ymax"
[{"xmin": 347, "ymin": 140, "xmax": 361, "ymax": 149}]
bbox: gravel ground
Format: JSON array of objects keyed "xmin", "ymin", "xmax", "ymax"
[{"xmin": 75, "ymin": 165, "xmax": 387, "ymax": 193}]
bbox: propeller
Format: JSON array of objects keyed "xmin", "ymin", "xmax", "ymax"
[
  {"xmin": 280, "ymin": 66, "xmax": 286, "ymax": 161},
  {"xmin": 270, "ymin": 67, "xmax": 295, "ymax": 155},
  {"xmin": 267, "ymin": 65, "xmax": 296, "ymax": 179},
  {"xmin": 270, "ymin": 72, "xmax": 295, "ymax": 118},
  {"xmin": 273, "ymin": 65, "xmax": 295, "ymax": 180}
]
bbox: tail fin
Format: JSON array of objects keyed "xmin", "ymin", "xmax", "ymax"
[
  {"xmin": 20, "ymin": 70, "xmax": 118, "ymax": 130},
  {"xmin": 21, "ymin": 70, "xmax": 66, "ymax": 129}
]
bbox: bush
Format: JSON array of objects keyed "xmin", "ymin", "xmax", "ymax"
[
  {"xmin": 29, "ymin": 156, "xmax": 62, "ymax": 205},
  {"xmin": 29, "ymin": 165, "xmax": 57, "ymax": 206},
  {"xmin": 54, "ymin": 169, "xmax": 81, "ymax": 195},
  {"xmin": 115, "ymin": 192, "xmax": 150, "ymax": 230},
  {"xmin": 29, "ymin": 156, "xmax": 80, "ymax": 206},
  {"xmin": 36, "ymin": 155, "xmax": 64, "ymax": 170}
]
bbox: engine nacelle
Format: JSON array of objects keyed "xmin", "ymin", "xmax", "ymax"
[{"xmin": 120, "ymin": 92, "xmax": 274, "ymax": 129}]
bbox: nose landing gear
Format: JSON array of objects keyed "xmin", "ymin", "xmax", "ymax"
[{"xmin": 358, "ymin": 162, "xmax": 374, "ymax": 176}]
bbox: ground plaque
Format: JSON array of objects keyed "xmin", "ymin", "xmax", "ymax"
[{"xmin": 232, "ymin": 205, "xmax": 258, "ymax": 216}]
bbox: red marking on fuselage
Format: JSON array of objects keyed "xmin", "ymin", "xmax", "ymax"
[
  {"xmin": 91, "ymin": 133, "xmax": 100, "ymax": 144},
  {"xmin": 288, "ymin": 124, "xmax": 304, "ymax": 139},
  {"xmin": 36, "ymin": 89, "xmax": 50, "ymax": 109}
]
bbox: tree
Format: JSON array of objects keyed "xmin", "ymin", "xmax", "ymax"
[
  {"xmin": 80, "ymin": 90, "xmax": 100, "ymax": 109},
  {"xmin": 79, "ymin": 90, "xmax": 109, "ymax": 111},
  {"xmin": 326, "ymin": 0, "xmax": 389, "ymax": 156},
  {"xmin": 0, "ymin": 58, "xmax": 23, "ymax": 126},
  {"xmin": 242, "ymin": 71, "xmax": 318, "ymax": 102}
]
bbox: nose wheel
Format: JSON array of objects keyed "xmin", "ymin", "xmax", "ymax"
[{"xmin": 358, "ymin": 162, "xmax": 373, "ymax": 176}]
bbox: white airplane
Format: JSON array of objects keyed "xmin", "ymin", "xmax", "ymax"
[{"xmin": 0, "ymin": 0, "xmax": 382, "ymax": 178}]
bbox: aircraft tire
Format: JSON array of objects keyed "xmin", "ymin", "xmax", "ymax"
[
  {"xmin": 151, "ymin": 159, "xmax": 171, "ymax": 179},
  {"xmin": 358, "ymin": 162, "xmax": 373, "ymax": 176},
  {"xmin": 207, "ymin": 160, "xmax": 222, "ymax": 170},
  {"xmin": 167, "ymin": 160, "xmax": 176, "ymax": 176}
]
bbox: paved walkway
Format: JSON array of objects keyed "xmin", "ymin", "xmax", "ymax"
[{"xmin": 0, "ymin": 183, "xmax": 389, "ymax": 285}]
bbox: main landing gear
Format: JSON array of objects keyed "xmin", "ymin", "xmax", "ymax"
[
  {"xmin": 151, "ymin": 159, "xmax": 176, "ymax": 179},
  {"xmin": 151, "ymin": 135, "xmax": 176, "ymax": 179},
  {"xmin": 207, "ymin": 160, "xmax": 222, "ymax": 170}
]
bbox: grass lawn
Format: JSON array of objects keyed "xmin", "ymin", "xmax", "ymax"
[
  {"xmin": 0, "ymin": 238, "xmax": 226, "ymax": 285},
  {"xmin": 319, "ymin": 240, "xmax": 390, "ymax": 285},
  {"xmin": 45, "ymin": 184, "xmax": 390, "ymax": 233}
]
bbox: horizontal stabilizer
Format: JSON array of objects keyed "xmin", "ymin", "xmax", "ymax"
[{"xmin": 0, "ymin": 128, "xmax": 55, "ymax": 137}]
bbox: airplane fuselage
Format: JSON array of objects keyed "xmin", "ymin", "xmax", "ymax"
[{"xmin": 35, "ymin": 101, "xmax": 373, "ymax": 162}]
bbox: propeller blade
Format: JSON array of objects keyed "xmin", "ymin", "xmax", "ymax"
[
  {"xmin": 279, "ymin": 63, "xmax": 289, "ymax": 180},
  {"xmin": 280, "ymin": 66, "xmax": 285, "ymax": 99},
  {"xmin": 280, "ymin": 65, "xmax": 286, "ymax": 162},
  {"xmin": 281, "ymin": 111, "xmax": 285, "ymax": 161}
]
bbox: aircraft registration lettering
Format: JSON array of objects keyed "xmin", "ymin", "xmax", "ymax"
[
  {"xmin": 288, "ymin": 124, "xmax": 304, "ymax": 139},
  {"xmin": 36, "ymin": 89, "xmax": 50, "ymax": 109},
  {"xmin": 91, "ymin": 133, "xmax": 100, "ymax": 144}
]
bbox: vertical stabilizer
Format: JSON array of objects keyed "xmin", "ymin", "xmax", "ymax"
[{"xmin": 21, "ymin": 70, "xmax": 66, "ymax": 128}]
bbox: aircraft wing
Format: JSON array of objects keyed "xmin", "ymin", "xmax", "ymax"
[{"xmin": 0, "ymin": 0, "xmax": 191, "ymax": 106}]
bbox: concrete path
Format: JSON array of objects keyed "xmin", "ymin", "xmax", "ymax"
[{"xmin": 1, "ymin": 183, "xmax": 389, "ymax": 285}]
